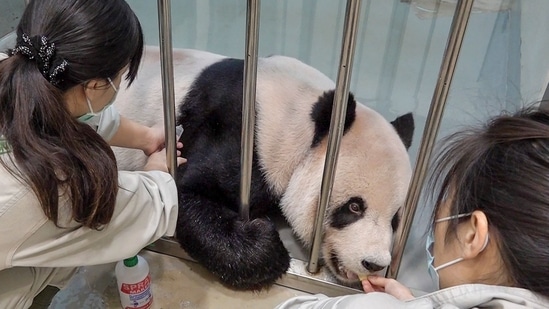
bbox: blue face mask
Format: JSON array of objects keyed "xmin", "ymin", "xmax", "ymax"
[
  {"xmin": 426, "ymin": 212, "xmax": 489, "ymax": 290},
  {"xmin": 77, "ymin": 77, "xmax": 118, "ymax": 122}
]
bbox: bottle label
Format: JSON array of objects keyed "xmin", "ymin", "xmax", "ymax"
[{"xmin": 120, "ymin": 275, "xmax": 153, "ymax": 309}]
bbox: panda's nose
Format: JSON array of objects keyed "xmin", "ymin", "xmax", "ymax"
[{"xmin": 361, "ymin": 260, "xmax": 384, "ymax": 272}]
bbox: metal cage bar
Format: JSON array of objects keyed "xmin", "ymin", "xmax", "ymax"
[
  {"xmin": 307, "ymin": 0, "xmax": 362, "ymax": 274},
  {"xmin": 149, "ymin": 0, "xmax": 475, "ymax": 296},
  {"xmin": 541, "ymin": 82, "xmax": 549, "ymax": 110},
  {"xmin": 387, "ymin": 0, "xmax": 474, "ymax": 279},
  {"xmin": 157, "ymin": 0, "xmax": 177, "ymax": 178},
  {"xmin": 239, "ymin": 0, "xmax": 261, "ymax": 221}
]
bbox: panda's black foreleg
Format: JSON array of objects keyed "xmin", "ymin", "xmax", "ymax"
[{"xmin": 175, "ymin": 192, "xmax": 290, "ymax": 291}]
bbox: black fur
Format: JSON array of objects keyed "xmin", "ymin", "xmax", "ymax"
[
  {"xmin": 390, "ymin": 112, "xmax": 414, "ymax": 150},
  {"xmin": 167, "ymin": 57, "xmax": 413, "ymax": 291},
  {"xmin": 174, "ymin": 58, "xmax": 289, "ymax": 290},
  {"xmin": 330, "ymin": 197, "xmax": 366, "ymax": 229},
  {"xmin": 310, "ymin": 91, "xmax": 356, "ymax": 148}
]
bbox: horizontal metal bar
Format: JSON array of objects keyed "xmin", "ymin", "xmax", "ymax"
[{"xmin": 145, "ymin": 238, "xmax": 362, "ymax": 297}]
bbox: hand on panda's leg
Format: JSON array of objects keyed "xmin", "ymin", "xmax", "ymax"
[
  {"xmin": 143, "ymin": 148, "xmax": 187, "ymax": 173},
  {"xmin": 362, "ymin": 275, "xmax": 414, "ymax": 301},
  {"xmin": 142, "ymin": 125, "xmax": 184, "ymax": 156}
]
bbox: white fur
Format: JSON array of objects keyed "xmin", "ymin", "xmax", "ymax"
[
  {"xmin": 114, "ymin": 46, "xmax": 412, "ymax": 282},
  {"xmin": 114, "ymin": 46, "xmax": 226, "ymax": 170},
  {"xmin": 280, "ymin": 104, "xmax": 411, "ymax": 279},
  {"xmin": 254, "ymin": 55, "xmax": 336, "ymax": 195}
]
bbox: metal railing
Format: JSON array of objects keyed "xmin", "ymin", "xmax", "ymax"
[
  {"xmin": 307, "ymin": 0, "xmax": 362, "ymax": 275},
  {"xmin": 387, "ymin": 0, "xmax": 474, "ymax": 279},
  {"xmin": 157, "ymin": 0, "xmax": 178, "ymax": 178},
  {"xmin": 154, "ymin": 0, "xmax": 474, "ymax": 296},
  {"xmin": 239, "ymin": 0, "xmax": 261, "ymax": 221}
]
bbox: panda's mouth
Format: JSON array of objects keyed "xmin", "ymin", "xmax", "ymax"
[{"xmin": 329, "ymin": 251, "xmax": 360, "ymax": 282}]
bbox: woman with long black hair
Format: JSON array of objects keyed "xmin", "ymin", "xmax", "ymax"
[{"xmin": 0, "ymin": 1, "xmax": 185, "ymax": 307}]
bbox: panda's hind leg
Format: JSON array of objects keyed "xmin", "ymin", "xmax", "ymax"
[{"xmin": 175, "ymin": 192, "xmax": 290, "ymax": 291}]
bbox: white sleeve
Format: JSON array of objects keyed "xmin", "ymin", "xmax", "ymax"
[
  {"xmin": 274, "ymin": 293, "xmax": 431, "ymax": 309},
  {"xmin": 10, "ymin": 170, "xmax": 179, "ymax": 268}
]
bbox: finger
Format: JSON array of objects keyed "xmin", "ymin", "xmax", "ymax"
[
  {"xmin": 177, "ymin": 150, "xmax": 181, "ymax": 156},
  {"xmin": 367, "ymin": 276, "xmax": 388, "ymax": 288},
  {"xmin": 152, "ymin": 149, "xmax": 166, "ymax": 156},
  {"xmin": 177, "ymin": 142, "xmax": 184, "ymax": 149},
  {"xmin": 361, "ymin": 280, "xmax": 376, "ymax": 293},
  {"xmin": 177, "ymin": 157, "xmax": 187, "ymax": 166}
]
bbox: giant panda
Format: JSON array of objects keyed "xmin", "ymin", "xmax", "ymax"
[{"xmin": 114, "ymin": 46, "xmax": 414, "ymax": 291}]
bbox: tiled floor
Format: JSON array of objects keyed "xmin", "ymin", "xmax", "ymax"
[{"xmin": 50, "ymin": 250, "xmax": 310, "ymax": 309}]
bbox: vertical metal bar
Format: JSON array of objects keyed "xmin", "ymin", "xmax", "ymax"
[
  {"xmin": 506, "ymin": 0, "xmax": 521, "ymax": 108},
  {"xmin": 412, "ymin": 0, "xmax": 440, "ymax": 111},
  {"xmin": 387, "ymin": 0, "xmax": 474, "ymax": 279},
  {"xmin": 307, "ymin": 0, "xmax": 362, "ymax": 274},
  {"xmin": 240, "ymin": 0, "xmax": 260, "ymax": 221},
  {"xmin": 376, "ymin": 1, "xmax": 409, "ymax": 110},
  {"xmin": 157, "ymin": 0, "xmax": 177, "ymax": 178},
  {"xmin": 542, "ymin": 83, "xmax": 549, "ymax": 109}
]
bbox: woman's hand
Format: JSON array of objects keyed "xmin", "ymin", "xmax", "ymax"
[
  {"xmin": 362, "ymin": 275, "xmax": 414, "ymax": 301},
  {"xmin": 143, "ymin": 148, "xmax": 187, "ymax": 173},
  {"xmin": 143, "ymin": 126, "xmax": 184, "ymax": 156},
  {"xmin": 143, "ymin": 126, "xmax": 165, "ymax": 156}
]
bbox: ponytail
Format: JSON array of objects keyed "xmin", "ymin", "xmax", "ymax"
[
  {"xmin": 0, "ymin": 53, "xmax": 118, "ymax": 229},
  {"xmin": 0, "ymin": 0, "xmax": 144, "ymax": 229}
]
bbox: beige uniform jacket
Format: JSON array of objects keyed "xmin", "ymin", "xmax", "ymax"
[
  {"xmin": 275, "ymin": 284, "xmax": 549, "ymax": 309},
  {"xmin": 0, "ymin": 152, "xmax": 178, "ymax": 308}
]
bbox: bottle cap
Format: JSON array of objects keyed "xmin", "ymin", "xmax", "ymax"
[{"xmin": 123, "ymin": 256, "xmax": 138, "ymax": 267}]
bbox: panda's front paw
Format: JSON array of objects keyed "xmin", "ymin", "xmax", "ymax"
[
  {"xmin": 210, "ymin": 218, "xmax": 290, "ymax": 290},
  {"xmin": 178, "ymin": 211, "xmax": 290, "ymax": 291}
]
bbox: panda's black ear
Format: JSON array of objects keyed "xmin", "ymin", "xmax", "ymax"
[
  {"xmin": 391, "ymin": 113, "xmax": 414, "ymax": 150},
  {"xmin": 310, "ymin": 90, "xmax": 356, "ymax": 148}
]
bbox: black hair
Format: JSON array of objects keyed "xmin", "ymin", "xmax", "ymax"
[
  {"xmin": 0, "ymin": 0, "xmax": 144, "ymax": 229},
  {"xmin": 428, "ymin": 105, "xmax": 549, "ymax": 297}
]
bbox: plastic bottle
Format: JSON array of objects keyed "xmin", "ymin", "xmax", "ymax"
[{"xmin": 115, "ymin": 255, "xmax": 153, "ymax": 309}]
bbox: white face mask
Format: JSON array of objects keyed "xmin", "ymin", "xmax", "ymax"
[
  {"xmin": 77, "ymin": 77, "xmax": 118, "ymax": 122},
  {"xmin": 426, "ymin": 212, "xmax": 489, "ymax": 290}
]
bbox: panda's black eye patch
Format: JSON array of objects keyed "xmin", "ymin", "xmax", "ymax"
[
  {"xmin": 330, "ymin": 197, "xmax": 366, "ymax": 229},
  {"xmin": 391, "ymin": 210, "xmax": 401, "ymax": 232}
]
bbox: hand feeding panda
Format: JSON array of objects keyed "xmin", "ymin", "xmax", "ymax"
[{"xmin": 114, "ymin": 46, "xmax": 414, "ymax": 291}]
